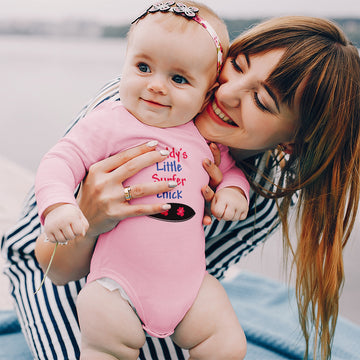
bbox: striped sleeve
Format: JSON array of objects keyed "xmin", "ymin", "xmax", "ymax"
[{"xmin": 1, "ymin": 77, "xmax": 282, "ymax": 360}]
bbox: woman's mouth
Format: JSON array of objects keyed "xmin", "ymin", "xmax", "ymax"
[{"xmin": 210, "ymin": 100, "xmax": 237, "ymax": 127}]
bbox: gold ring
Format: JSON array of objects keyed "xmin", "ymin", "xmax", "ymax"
[{"xmin": 124, "ymin": 186, "xmax": 132, "ymax": 201}]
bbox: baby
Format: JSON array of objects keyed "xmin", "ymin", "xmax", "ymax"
[{"xmin": 35, "ymin": 2, "xmax": 248, "ymax": 359}]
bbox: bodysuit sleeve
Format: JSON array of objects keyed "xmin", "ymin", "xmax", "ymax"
[
  {"xmin": 215, "ymin": 143, "xmax": 250, "ymax": 204},
  {"xmin": 35, "ymin": 102, "xmax": 118, "ymax": 224}
]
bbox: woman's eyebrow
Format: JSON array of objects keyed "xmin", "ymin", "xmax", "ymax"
[{"xmin": 263, "ymin": 83, "xmax": 280, "ymax": 112}]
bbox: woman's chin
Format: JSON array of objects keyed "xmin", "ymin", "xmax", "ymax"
[{"xmin": 195, "ymin": 115, "xmax": 235, "ymax": 146}]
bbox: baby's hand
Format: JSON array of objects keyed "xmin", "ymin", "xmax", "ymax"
[
  {"xmin": 211, "ymin": 187, "xmax": 248, "ymax": 221},
  {"xmin": 44, "ymin": 204, "xmax": 89, "ymax": 243}
]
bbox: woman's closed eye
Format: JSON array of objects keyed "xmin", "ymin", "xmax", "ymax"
[
  {"xmin": 172, "ymin": 74, "xmax": 189, "ymax": 85},
  {"xmin": 254, "ymin": 92, "xmax": 270, "ymax": 112},
  {"xmin": 231, "ymin": 55, "xmax": 275, "ymax": 113},
  {"xmin": 231, "ymin": 58, "xmax": 243, "ymax": 73}
]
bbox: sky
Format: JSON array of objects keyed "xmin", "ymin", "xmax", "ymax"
[{"xmin": 1, "ymin": 0, "xmax": 360, "ymax": 24}]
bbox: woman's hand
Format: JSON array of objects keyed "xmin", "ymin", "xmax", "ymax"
[
  {"xmin": 78, "ymin": 140, "xmax": 176, "ymax": 239},
  {"xmin": 201, "ymin": 143, "xmax": 223, "ymax": 225},
  {"xmin": 35, "ymin": 141, "xmax": 177, "ymax": 284}
]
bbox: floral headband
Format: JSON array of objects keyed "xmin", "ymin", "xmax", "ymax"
[{"xmin": 131, "ymin": 1, "xmax": 224, "ymax": 74}]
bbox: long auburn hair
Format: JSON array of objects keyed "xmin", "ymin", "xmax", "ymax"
[{"xmin": 231, "ymin": 17, "xmax": 360, "ymax": 359}]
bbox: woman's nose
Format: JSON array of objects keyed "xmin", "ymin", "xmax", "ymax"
[
  {"xmin": 217, "ymin": 82, "xmax": 242, "ymax": 108},
  {"xmin": 147, "ymin": 77, "xmax": 167, "ymax": 95}
]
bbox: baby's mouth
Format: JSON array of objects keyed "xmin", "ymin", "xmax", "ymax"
[
  {"xmin": 211, "ymin": 101, "xmax": 237, "ymax": 126},
  {"xmin": 141, "ymin": 98, "xmax": 169, "ymax": 108}
]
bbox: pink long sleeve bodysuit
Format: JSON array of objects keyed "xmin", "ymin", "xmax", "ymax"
[{"xmin": 35, "ymin": 101, "xmax": 250, "ymax": 338}]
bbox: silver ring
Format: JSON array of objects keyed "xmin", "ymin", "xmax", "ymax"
[{"xmin": 124, "ymin": 186, "xmax": 132, "ymax": 201}]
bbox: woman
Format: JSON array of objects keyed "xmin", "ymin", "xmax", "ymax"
[{"xmin": 3, "ymin": 16, "xmax": 360, "ymax": 360}]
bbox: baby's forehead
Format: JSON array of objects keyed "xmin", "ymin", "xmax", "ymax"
[
  {"xmin": 132, "ymin": 17, "xmax": 216, "ymax": 55},
  {"xmin": 130, "ymin": 11, "xmax": 201, "ymax": 37}
]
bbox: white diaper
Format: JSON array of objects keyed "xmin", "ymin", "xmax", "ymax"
[{"xmin": 97, "ymin": 277, "xmax": 135, "ymax": 309}]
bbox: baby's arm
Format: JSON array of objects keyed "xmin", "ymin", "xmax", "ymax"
[
  {"xmin": 35, "ymin": 103, "xmax": 117, "ymax": 241},
  {"xmin": 210, "ymin": 144, "xmax": 250, "ymax": 221},
  {"xmin": 43, "ymin": 203, "xmax": 89, "ymax": 243}
]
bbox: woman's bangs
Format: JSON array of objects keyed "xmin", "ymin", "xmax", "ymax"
[{"xmin": 266, "ymin": 46, "xmax": 310, "ymax": 106}]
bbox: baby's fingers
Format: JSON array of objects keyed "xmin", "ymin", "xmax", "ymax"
[
  {"xmin": 210, "ymin": 200, "xmax": 226, "ymax": 220},
  {"xmin": 44, "ymin": 232, "xmax": 58, "ymax": 244},
  {"xmin": 236, "ymin": 208, "xmax": 248, "ymax": 221},
  {"xmin": 48, "ymin": 229, "xmax": 68, "ymax": 243},
  {"xmin": 44, "ymin": 224, "xmax": 66, "ymax": 243},
  {"xmin": 58, "ymin": 226, "xmax": 75, "ymax": 243},
  {"xmin": 70, "ymin": 214, "xmax": 89, "ymax": 238},
  {"xmin": 222, "ymin": 206, "xmax": 248, "ymax": 221}
]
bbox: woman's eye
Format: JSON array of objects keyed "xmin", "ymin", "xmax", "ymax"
[
  {"xmin": 254, "ymin": 93, "xmax": 269, "ymax": 112},
  {"xmin": 138, "ymin": 63, "xmax": 150, "ymax": 73},
  {"xmin": 172, "ymin": 74, "xmax": 188, "ymax": 84},
  {"xmin": 231, "ymin": 58, "xmax": 243, "ymax": 73}
]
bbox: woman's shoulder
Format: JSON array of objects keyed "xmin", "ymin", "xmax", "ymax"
[
  {"xmin": 88, "ymin": 77, "xmax": 121, "ymax": 109},
  {"xmin": 63, "ymin": 78, "xmax": 121, "ymax": 135}
]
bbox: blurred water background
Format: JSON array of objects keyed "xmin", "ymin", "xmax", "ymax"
[{"xmin": 0, "ymin": 35, "xmax": 127, "ymax": 171}]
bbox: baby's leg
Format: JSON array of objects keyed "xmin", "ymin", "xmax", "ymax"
[
  {"xmin": 77, "ymin": 281, "xmax": 146, "ymax": 360},
  {"xmin": 172, "ymin": 273, "xmax": 246, "ymax": 360}
]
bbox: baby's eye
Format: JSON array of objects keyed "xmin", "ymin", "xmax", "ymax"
[
  {"xmin": 172, "ymin": 74, "xmax": 188, "ymax": 84},
  {"xmin": 138, "ymin": 63, "xmax": 150, "ymax": 73}
]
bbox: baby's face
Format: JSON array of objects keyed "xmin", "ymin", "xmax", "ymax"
[{"xmin": 119, "ymin": 15, "xmax": 218, "ymax": 128}]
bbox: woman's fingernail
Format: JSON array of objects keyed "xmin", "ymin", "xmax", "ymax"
[
  {"xmin": 204, "ymin": 185, "xmax": 210, "ymax": 194},
  {"xmin": 146, "ymin": 140, "xmax": 158, "ymax": 147},
  {"xmin": 168, "ymin": 181, "xmax": 177, "ymax": 188},
  {"xmin": 160, "ymin": 150, "xmax": 170, "ymax": 156},
  {"xmin": 204, "ymin": 158, "xmax": 212, "ymax": 167},
  {"xmin": 161, "ymin": 204, "xmax": 171, "ymax": 210}
]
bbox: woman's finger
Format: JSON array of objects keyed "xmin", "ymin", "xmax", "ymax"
[
  {"xmin": 126, "ymin": 180, "xmax": 177, "ymax": 201},
  {"xmin": 112, "ymin": 203, "xmax": 172, "ymax": 220},
  {"xmin": 111, "ymin": 149, "xmax": 169, "ymax": 182},
  {"xmin": 201, "ymin": 185, "xmax": 214, "ymax": 226},
  {"xmin": 90, "ymin": 140, "xmax": 160, "ymax": 173},
  {"xmin": 209, "ymin": 143, "xmax": 221, "ymax": 166},
  {"xmin": 203, "ymin": 158, "xmax": 223, "ymax": 189},
  {"xmin": 201, "ymin": 185, "xmax": 215, "ymax": 203}
]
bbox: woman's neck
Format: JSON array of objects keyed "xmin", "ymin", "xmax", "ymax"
[{"xmin": 229, "ymin": 148, "xmax": 265, "ymax": 161}]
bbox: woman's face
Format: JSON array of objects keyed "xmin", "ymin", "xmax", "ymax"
[{"xmin": 195, "ymin": 49, "xmax": 300, "ymax": 152}]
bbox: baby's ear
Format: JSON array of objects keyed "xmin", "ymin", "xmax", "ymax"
[{"xmin": 200, "ymin": 82, "xmax": 219, "ymax": 112}]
